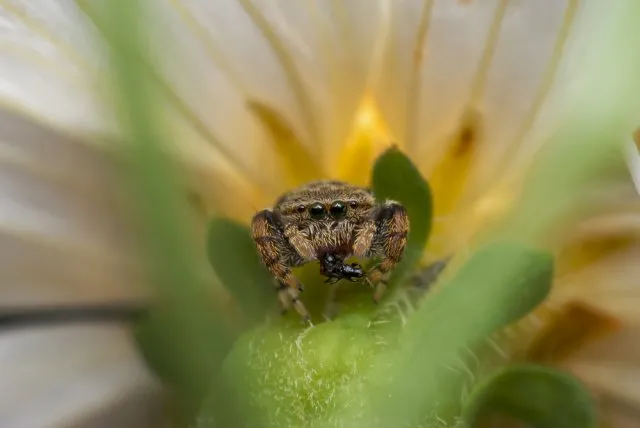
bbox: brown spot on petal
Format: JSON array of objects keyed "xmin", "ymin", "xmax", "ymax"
[
  {"xmin": 452, "ymin": 109, "xmax": 482, "ymax": 158},
  {"xmin": 555, "ymin": 235, "xmax": 634, "ymax": 277},
  {"xmin": 633, "ymin": 127, "xmax": 640, "ymax": 151},
  {"xmin": 427, "ymin": 109, "xmax": 483, "ymax": 245},
  {"xmin": 526, "ymin": 301, "xmax": 622, "ymax": 364}
]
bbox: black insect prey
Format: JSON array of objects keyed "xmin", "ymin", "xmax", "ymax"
[{"xmin": 319, "ymin": 252, "xmax": 365, "ymax": 284}]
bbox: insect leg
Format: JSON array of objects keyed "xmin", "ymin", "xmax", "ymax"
[
  {"xmin": 251, "ymin": 209, "xmax": 311, "ymax": 322},
  {"xmin": 323, "ymin": 281, "xmax": 341, "ymax": 321},
  {"xmin": 366, "ymin": 201, "xmax": 410, "ymax": 303}
]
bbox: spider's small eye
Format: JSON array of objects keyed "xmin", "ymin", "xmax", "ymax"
[
  {"xmin": 309, "ymin": 203, "xmax": 326, "ymax": 220},
  {"xmin": 349, "ymin": 200, "xmax": 358, "ymax": 209},
  {"xmin": 296, "ymin": 204, "xmax": 306, "ymax": 213},
  {"xmin": 330, "ymin": 201, "xmax": 347, "ymax": 219}
]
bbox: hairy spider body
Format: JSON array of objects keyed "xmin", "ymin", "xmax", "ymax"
[{"xmin": 251, "ymin": 180, "xmax": 409, "ymax": 321}]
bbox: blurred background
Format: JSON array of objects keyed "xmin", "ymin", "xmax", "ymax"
[{"xmin": 1, "ymin": 1, "xmax": 639, "ymax": 427}]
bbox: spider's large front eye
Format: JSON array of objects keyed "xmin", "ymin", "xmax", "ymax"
[
  {"xmin": 309, "ymin": 203, "xmax": 326, "ymax": 220},
  {"xmin": 329, "ymin": 201, "xmax": 347, "ymax": 219}
]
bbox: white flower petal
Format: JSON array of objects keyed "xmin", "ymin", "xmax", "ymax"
[
  {"xmin": 135, "ymin": 0, "xmax": 283, "ymax": 193},
  {"xmin": 564, "ymin": 327, "xmax": 640, "ymax": 426},
  {"xmin": 376, "ymin": 0, "xmax": 571, "ymax": 168},
  {"xmin": 377, "ymin": 0, "xmax": 640, "ymax": 193},
  {"xmin": 0, "ymin": 0, "xmax": 389, "ymax": 200},
  {"xmin": 0, "ymin": 1, "xmax": 111, "ymax": 135},
  {"xmin": 151, "ymin": 0, "xmax": 389, "ymax": 173},
  {"xmin": 0, "ymin": 325, "xmax": 162, "ymax": 428},
  {"xmin": 0, "ymin": 107, "xmax": 161, "ymax": 427},
  {"xmin": 569, "ymin": 360, "xmax": 640, "ymax": 427},
  {"xmin": 557, "ymin": 245, "xmax": 640, "ymax": 325},
  {"xmin": 535, "ymin": 239, "xmax": 640, "ymax": 423},
  {"xmin": 0, "ymin": 108, "xmax": 148, "ymax": 304}
]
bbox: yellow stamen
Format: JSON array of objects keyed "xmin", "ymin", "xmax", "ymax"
[{"xmin": 335, "ymin": 95, "xmax": 395, "ymax": 186}]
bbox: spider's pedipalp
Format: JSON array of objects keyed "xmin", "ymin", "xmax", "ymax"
[{"xmin": 352, "ymin": 219, "xmax": 376, "ymax": 258}]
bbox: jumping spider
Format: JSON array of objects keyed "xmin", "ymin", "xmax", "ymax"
[{"xmin": 251, "ymin": 180, "xmax": 409, "ymax": 322}]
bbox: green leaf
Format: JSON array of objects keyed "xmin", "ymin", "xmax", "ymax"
[
  {"xmin": 463, "ymin": 364, "xmax": 596, "ymax": 428},
  {"xmin": 331, "ymin": 242, "xmax": 554, "ymax": 427},
  {"xmin": 135, "ymin": 303, "xmax": 232, "ymax": 401},
  {"xmin": 371, "ymin": 147, "xmax": 433, "ymax": 285},
  {"xmin": 207, "ymin": 217, "xmax": 275, "ymax": 323},
  {"xmin": 407, "ymin": 242, "xmax": 555, "ymax": 330}
]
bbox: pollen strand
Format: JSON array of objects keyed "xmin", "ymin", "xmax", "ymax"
[
  {"xmin": 2, "ymin": 0, "xmax": 95, "ymax": 71},
  {"xmin": 509, "ymin": 0, "xmax": 579, "ymax": 159},
  {"xmin": 461, "ymin": 0, "xmax": 579, "ymax": 213},
  {"xmin": 168, "ymin": 0, "xmax": 249, "ymax": 94},
  {"xmin": 467, "ymin": 0, "xmax": 509, "ymax": 106},
  {"xmin": 405, "ymin": 0, "xmax": 436, "ymax": 154}
]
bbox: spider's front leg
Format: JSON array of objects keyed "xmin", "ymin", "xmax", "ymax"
[
  {"xmin": 353, "ymin": 201, "xmax": 409, "ymax": 303},
  {"xmin": 251, "ymin": 209, "xmax": 311, "ymax": 322}
]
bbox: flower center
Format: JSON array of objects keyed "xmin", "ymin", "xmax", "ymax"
[{"xmin": 335, "ymin": 95, "xmax": 395, "ymax": 186}]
